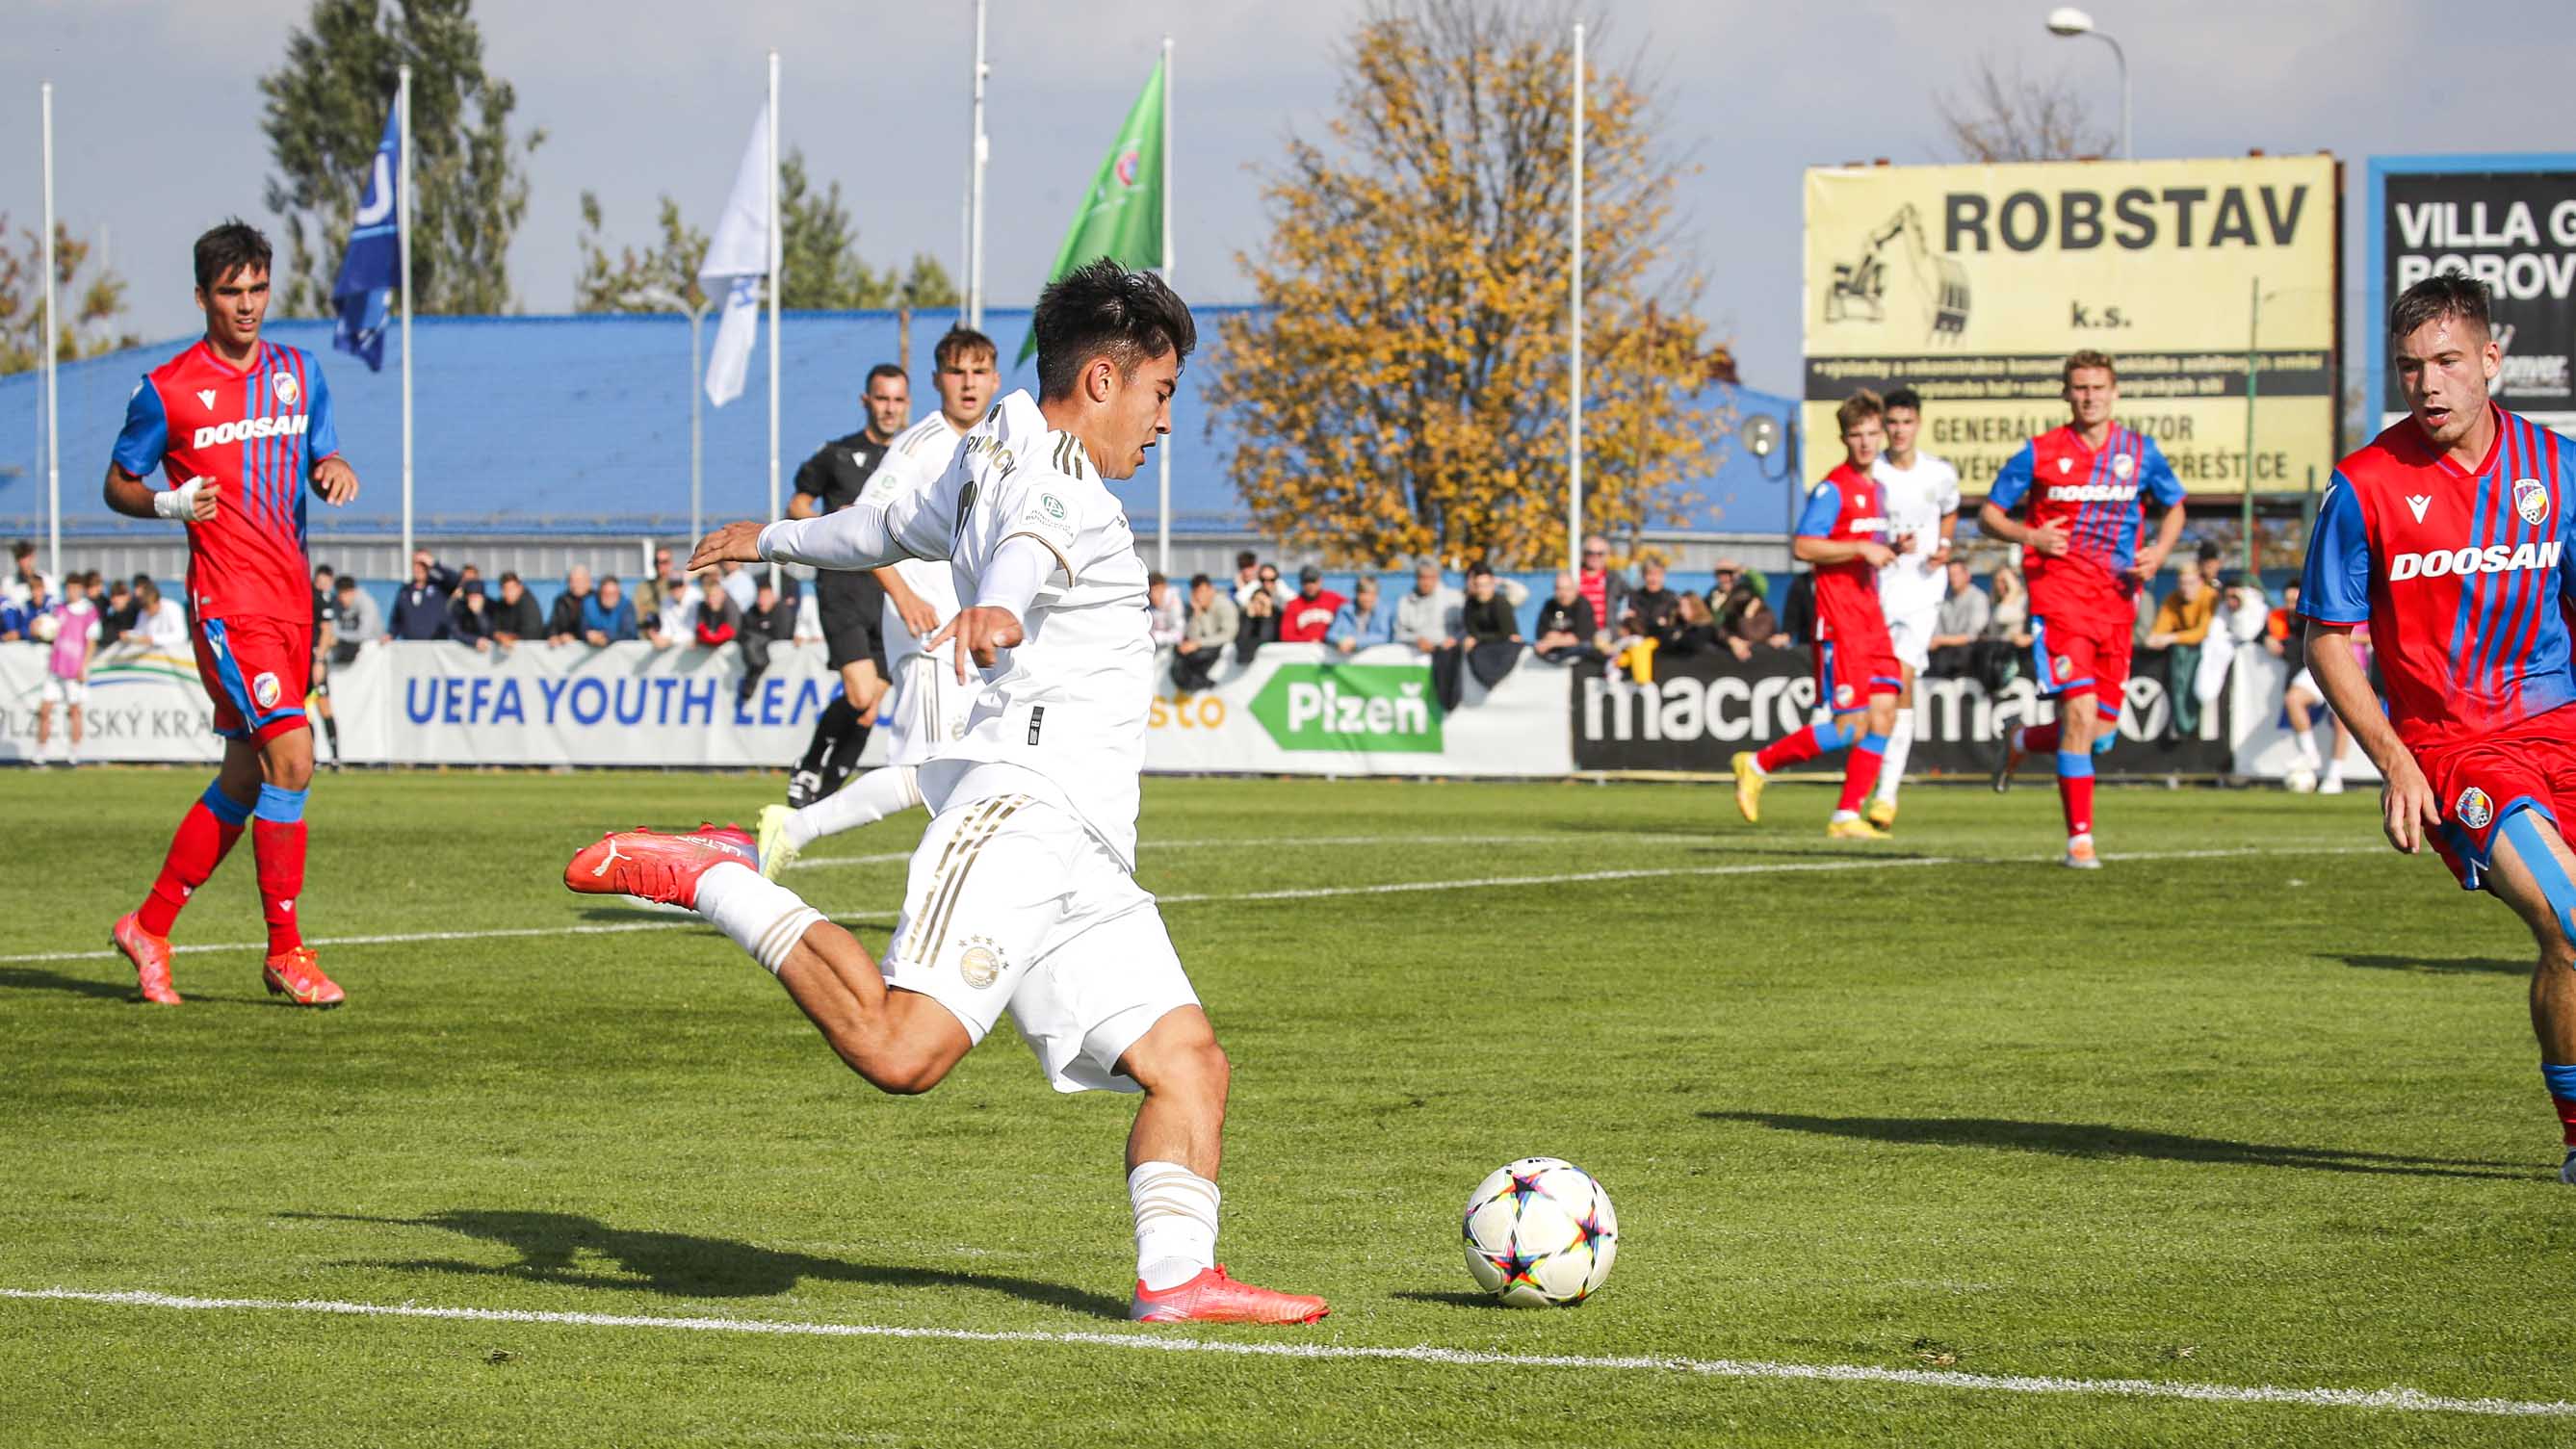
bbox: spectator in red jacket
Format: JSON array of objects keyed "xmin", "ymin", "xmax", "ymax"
[
  {"xmin": 691, "ymin": 572, "xmax": 742, "ymax": 648},
  {"xmin": 1278, "ymin": 564, "xmax": 1344, "ymax": 644}
]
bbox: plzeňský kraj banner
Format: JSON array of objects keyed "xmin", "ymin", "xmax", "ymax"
[
  {"xmin": 337, "ymin": 638, "xmax": 871, "ymax": 768},
  {"xmin": 1142, "ymin": 642, "xmax": 1573, "ymax": 776},
  {"xmin": 1805, "ymin": 154, "xmax": 2342, "ymax": 496},
  {"xmin": 0, "ymin": 640, "xmax": 224, "ymax": 763},
  {"xmin": 1567, "ymin": 644, "xmax": 2232, "ymax": 777}
]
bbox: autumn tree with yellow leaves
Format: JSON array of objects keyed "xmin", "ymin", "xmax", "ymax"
[{"xmin": 1210, "ymin": 0, "xmax": 1722, "ymax": 567}]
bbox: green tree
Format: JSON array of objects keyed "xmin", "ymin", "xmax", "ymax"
[
  {"xmin": 0, "ymin": 219, "xmax": 140, "ymax": 375},
  {"xmin": 573, "ymin": 193, "xmax": 708, "ymax": 313},
  {"xmin": 258, "ymin": 0, "xmax": 543, "ymax": 317}
]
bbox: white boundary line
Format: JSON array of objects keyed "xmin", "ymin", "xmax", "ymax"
[
  {"xmin": 0, "ymin": 844, "xmax": 2381, "ymax": 967},
  {"xmin": 2, "ymin": 1285, "xmax": 2565, "ymax": 1418},
  {"xmin": 783, "ymin": 831, "xmax": 1721, "ymax": 872}
]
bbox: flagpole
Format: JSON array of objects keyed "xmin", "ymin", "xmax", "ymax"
[
  {"xmin": 40, "ymin": 81, "xmax": 59, "ymax": 583},
  {"xmin": 1565, "ymin": 23, "xmax": 1585, "ymax": 574},
  {"xmin": 766, "ymin": 49, "xmax": 781, "ymax": 590},
  {"xmin": 967, "ymin": 0, "xmax": 988, "ymax": 331},
  {"xmin": 1156, "ymin": 39, "xmax": 1173, "ymax": 577},
  {"xmin": 398, "ymin": 64, "xmax": 414, "ymax": 568}
]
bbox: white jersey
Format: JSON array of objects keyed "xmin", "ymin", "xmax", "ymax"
[
  {"xmin": 1871, "ymin": 451, "xmax": 1960, "ymax": 617},
  {"xmin": 777, "ymin": 390, "xmax": 1153, "ymax": 866},
  {"xmin": 872, "ymin": 411, "xmax": 969, "ymax": 660}
]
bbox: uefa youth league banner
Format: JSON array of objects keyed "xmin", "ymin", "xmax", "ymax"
[
  {"xmin": 1804, "ymin": 155, "xmax": 2342, "ymax": 496},
  {"xmin": 0, "ymin": 639, "xmax": 225, "ymax": 763},
  {"xmin": 1141, "ymin": 642, "xmax": 1573, "ymax": 777},
  {"xmin": 1567, "ymin": 644, "xmax": 2232, "ymax": 778},
  {"xmin": 2367, "ymin": 155, "xmax": 2576, "ymax": 434}
]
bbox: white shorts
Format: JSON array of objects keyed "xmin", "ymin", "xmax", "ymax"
[
  {"xmin": 1883, "ymin": 602, "xmax": 1939, "ymax": 674},
  {"xmin": 879, "ymin": 651, "xmax": 975, "ymax": 767},
  {"xmin": 2288, "ymin": 667, "xmax": 2319, "ymax": 697},
  {"xmin": 883, "ymin": 791, "xmax": 1197, "ymax": 1094},
  {"xmin": 39, "ymin": 677, "xmax": 85, "ymax": 707}
]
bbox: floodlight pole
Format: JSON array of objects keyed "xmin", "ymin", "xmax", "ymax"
[
  {"xmin": 2243, "ymin": 278, "xmax": 2261, "ymax": 580},
  {"xmin": 966, "ymin": 0, "xmax": 988, "ymax": 330},
  {"xmin": 40, "ymin": 81, "xmax": 59, "ymax": 582},
  {"xmin": 1567, "ymin": 22, "xmax": 1585, "ymax": 574}
]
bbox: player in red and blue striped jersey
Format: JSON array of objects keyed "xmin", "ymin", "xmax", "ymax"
[
  {"xmin": 1731, "ymin": 390, "xmax": 1903, "ymax": 841},
  {"xmin": 2299, "ymin": 272, "xmax": 2576, "ymax": 1182},
  {"xmin": 101, "ymin": 220, "xmax": 360, "ymax": 1008},
  {"xmin": 1979, "ymin": 351, "xmax": 2187, "ymax": 868}
]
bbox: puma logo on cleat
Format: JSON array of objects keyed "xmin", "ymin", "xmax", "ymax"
[{"xmin": 591, "ymin": 840, "xmax": 629, "ymax": 878}]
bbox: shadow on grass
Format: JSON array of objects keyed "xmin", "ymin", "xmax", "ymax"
[
  {"xmin": 1703, "ymin": 1112, "xmax": 2532, "ymax": 1180},
  {"xmin": 293, "ymin": 1208, "xmax": 1126, "ymax": 1318},
  {"xmin": 1389, "ymin": 1289, "xmax": 1497, "ymax": 1309},
  {"xmin": 0, "ymin": 967, "xmax": 139, "ymax": 1001},
  {"xmin": 2338, "ymin": 953, "xmax": 2528, "ymax": 976}
]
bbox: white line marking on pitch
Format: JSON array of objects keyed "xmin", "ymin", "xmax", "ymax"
[
  {"xmin": 0, "ymin": 844, "xmax": 2380, "ymax": 966},
  {"xmin": 783, "ymin": 831, "xmax": 1716, "ymax": 872},
  {"xmin": 1, "ymin": 1286, "xmax": 2563, "ymax": 1419}
]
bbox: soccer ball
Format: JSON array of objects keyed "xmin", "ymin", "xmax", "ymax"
[
  {"xmin": 29, "ymin": 613, "xmax": 58, "ymax": 643},
  {"xmin": 2284, "ymin": 765, "xmax": 2319, "ymax": 794},
  {"xmin": 1461, "ymin": 1156, "xmax": 1617, "ymax": 1307}
]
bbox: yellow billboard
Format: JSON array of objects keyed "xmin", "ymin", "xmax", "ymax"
[{"xmin": 1803, "ymin": 155, "xmax": 2342, "ymax": 496}]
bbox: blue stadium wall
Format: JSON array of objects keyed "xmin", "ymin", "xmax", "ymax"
[{"xmin": 0, "ymin": 308, "xmax": 1798, "ymax": 544}]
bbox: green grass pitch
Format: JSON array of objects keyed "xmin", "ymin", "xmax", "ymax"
[{"xmin": 1, "ymin": 766, "xmax": 2568, "ymax": 1446}]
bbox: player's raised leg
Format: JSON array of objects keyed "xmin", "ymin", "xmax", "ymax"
[
  {"xmin": 758, "ymin": 763, "xmax": 924, "ymax": 880},
  {"xmin": 2481, "ymin": 809, "xmax": 2576, "ymax": 1181}
]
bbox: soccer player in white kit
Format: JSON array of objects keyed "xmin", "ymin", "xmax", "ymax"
[
  {"xmin": 756, "ymin": 339, "xmax": 989, "ymax": 878},
  {"xmin": 567, "ymin": 260, "xmax": 1327, "ymax": 1325},
  {"xmin": 1865, "ymin": 385, "xmax": 1960, "ymax": 830}
]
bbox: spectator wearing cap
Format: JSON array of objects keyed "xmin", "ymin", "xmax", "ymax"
[
  {"xmin": 1326, "ymin": 575, "xmax": 1395, "ymax": 654},
  {"xmin": 449, "ymin": 577, "xmax": 497, "ymax": 652},
  {"xmin": 490, "ymin": 572, "xmax": 543, "ymax": 647},
  {"xmin": 1173, "ymin": 574, "xmax": 1237, "ymax": 691},
  {"xmin": 1279, "ymin": 565, "xmax": 1343, "ymax": 644}
]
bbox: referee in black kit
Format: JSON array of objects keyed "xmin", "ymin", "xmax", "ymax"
[{"xmin": 783, "ymin": 363, "xmax": 912, "ymax": 807}]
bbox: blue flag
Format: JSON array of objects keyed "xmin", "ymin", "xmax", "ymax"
[{"xmin": 330, "ymin": 99, "xmax": 401, "ymax": 372}]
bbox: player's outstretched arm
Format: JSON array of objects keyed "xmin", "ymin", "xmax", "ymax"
[
  {"xmin": 2306, "ymin": 624, "xmax": 2435, "ymax": 853},
  {"xmin": 102, "ymin": 463, "xmax": 216, "ymax": 523}
]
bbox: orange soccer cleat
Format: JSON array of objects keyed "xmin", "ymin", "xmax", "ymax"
[
  {"xmin": 1128, "ymin": 1266, "xmax": 1330, "ymax": 1326},
  {"xmin": 563, "ymin": 824, "xmax": 755, "ymax": 909},
  {"xmin": 113, "ymin": 913, "xmax": 183, "ymax": 1006},
  {"xmin": 263, "ymin": 947, "xmax": 346, "ymax": 1007}
]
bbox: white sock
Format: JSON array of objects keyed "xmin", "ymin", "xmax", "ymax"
[
  {"xmin": 1875, "ymin": 709, "xmax": 1914, "ymax": 804},
  {"xmin": 2321, "ymin": 755, "xmax": 2343, "ymax": 784},
  {"xmin": 692, "ymin": 861, "xmax": 823, "ymax": 976},
  {"xmin": 787, "ymin": 764, "xmax": 924, "ymax": 851},
  {"xmin": 2292, "ymin": 727, "xmax": 2322, "ymax": 767},
  {"xmin": 1129, "ymin": 1160, "xmax": 1219, "ymax": 1291}
]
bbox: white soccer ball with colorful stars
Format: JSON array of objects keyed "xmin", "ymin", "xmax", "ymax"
[
  {"xmin": 1461, "ymin": 1156, "xmax": 1617, "ymax": 1307},
  {"xmin": 2284, "ymin": 764, "xmax": 2318, "ymax": 794}
]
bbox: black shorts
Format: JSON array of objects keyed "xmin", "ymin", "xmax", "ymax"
[{"xmin": 819, "ymin": 571, "xmax": 888, "ymax": 674}]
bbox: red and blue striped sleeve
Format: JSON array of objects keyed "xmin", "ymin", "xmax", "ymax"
[
  {"xmin": 302, "ymin": 350, "xmax": 341, "ymax": 466},
  {"xmin": 2137, "ymin": 436, "xmax": 2185, "ymax": 507},
  {"xmin": 1988, "ymin": 441, "xmax": 2035, "ymax": 509},
  {"xmin": 111, "ymin": 376, "xmax": 169, "ymax": 478},
  {"xmin": 2298, "ymin": 474, "xmax": 2371, "ymax": 625},
  {"xmin": 1794, "ymin": 480, "xmax": 1841, "ymax": 538}
]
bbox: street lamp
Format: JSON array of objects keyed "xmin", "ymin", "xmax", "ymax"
[
  {"xmin": 2043, "ymin": 7, "xmax": 2130, "ymax": 161},
  {"xmin": 630, "ymin": 285, "xmax": 712, "ymax": 546},
  {"xmin": 1736, "ymin": 407, "xmax": 1803, "ymax": 533}
]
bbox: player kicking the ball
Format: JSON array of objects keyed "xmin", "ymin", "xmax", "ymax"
[
  {"xmin": 2299, "ymin": 272, "xmax": 2576, "ymax": 1181},
  {"xmin": 1980, "ymin": 350, "xmax": 2186, "ymax": 868},
  {"xmin": 105, "ymin": 220, "xmax": 357, "ymax": 1007},
  {"xmin": 569, "ymin": 259, "xmax": 1327, "ymax": 1323},
  {"xmin": 1731, "ymin": 389, "xmax": 1902, "ymax": 840}
]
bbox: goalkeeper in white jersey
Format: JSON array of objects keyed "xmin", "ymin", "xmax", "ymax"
[
  {"xmin": 1864, "ymin": 385, "xmax": 1960, "ymax": 829},
  {"xmin": 565, "ymin": 260, "xmax": 1327, "ymax": 1326}
]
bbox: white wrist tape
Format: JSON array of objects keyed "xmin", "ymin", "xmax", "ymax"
[{"xmin": 152, "ymin": 478, "xmax": 205, "ymax": 522}]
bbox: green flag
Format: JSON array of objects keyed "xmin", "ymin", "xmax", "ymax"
[{"xmin": 1017, "ymin": 56, "xmax": 1166, "ymax": 365}]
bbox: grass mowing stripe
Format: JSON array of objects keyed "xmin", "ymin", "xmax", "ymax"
[
  {"xmin": 5, "ymin": 1286, "xmax": 2567, "ymax": 1419},
  {"xmin": 0, "ymin": 844, "xmax": 2384, "ymax": 966}
]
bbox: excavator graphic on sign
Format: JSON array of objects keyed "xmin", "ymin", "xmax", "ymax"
[{"xmin": 1824, "ymin": 204, "xmax": 1971, "ymax": 342}]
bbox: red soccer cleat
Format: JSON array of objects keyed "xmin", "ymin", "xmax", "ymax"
[
  {"xmin": 1128, "ymin": 1266, "xmax": 1329, "ymax": 1325},
  {"xmin": 263, "ymin": 947, "xmax": 346, "ymax": 1007},
  {"xmin": 563, "ymin": 824, "xmax": 754, "ymax": 909},
  {"xmin": 113, "ymin": 913, "xmax": 182, "ymax": 1006}
]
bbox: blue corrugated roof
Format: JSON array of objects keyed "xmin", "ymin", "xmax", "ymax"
[{"xmin": 0, "ymin": 309, "xmax": 1796, "ymax": 541}]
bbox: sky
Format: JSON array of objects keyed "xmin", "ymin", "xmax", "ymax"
[{"xmin": 7, "ymin": 0, "xmax": 2575, "ymax": 398}]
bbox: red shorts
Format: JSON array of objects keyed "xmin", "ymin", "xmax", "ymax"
[
  {"xmin": 192, "ymin": 613, "xmax": 313, "ymax": 745},
  {"xmin": 1813, "ymin": 609, "xmax": 1901, "ymax": 715},
  {"xmin": 2421, "ymin": 711, "xmax": 2576, "ymax": 891},
  {"xmin": 2028, "ymin": 604, "xmax": 2133, "ymax": 723}
]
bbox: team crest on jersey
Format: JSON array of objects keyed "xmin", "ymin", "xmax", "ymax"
[
  {"xmin": 955, "ymin": 936, "xmax": 1003, "ymax": 990},
  {"xmin": 1039, "ymin": 493, "xmax": 1068, "ymax": 522},
  {"xmin": 2053, "ymin": 654, "xmax": 2073, "ymax": 679},
  {"xmin": 2514, "ymin": 477, "xmax": 2550, "ymax": 527},
  {"xmin": 251, "ymin": 671, "xmax": 282, "ymax": 710},
  {"xmin": 2454, "ymin": 786, "xmax": 2494, "ymax": 831},
  {"xmin": 1834, "ymin": 683, "xmax": 1854, "ymax": 708},
  {"xmin": 272, "ymin": 371, "xmax": 299, "ymax": 406},
  {"xmin": 2110, "ymin": 453, "xmax": 2135, "ymax": 480}
]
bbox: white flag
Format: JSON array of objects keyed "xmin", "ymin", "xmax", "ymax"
[{"xmin": 698, "ymin": 100, "xmax": 772, "ymax": 408}]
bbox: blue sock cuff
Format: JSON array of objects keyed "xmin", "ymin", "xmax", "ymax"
[
  {"xmin": 2544, "ymin": 1063, "xmax": 2576, "ymax": 1100},
  {"xmin": 1812, "ymin": 718, "xmax": 1851, "ymax": 752},
  {"xmin": 253, "ymin": 784, "xmax": 310, "ymax": 824},
  {"xmin": 200, "ymin": 782, "xmax": 254, "ymax": 826},
  {"xmin": 2093, "ymin": 732, "xmax": 2117, "ymax": 756},
  {"xmin": 2056, "ymin": 750, "xmax": 2095, "ymax": 779},
  {"xmin": 1856, "ymin": 733, "xmax": 1889, "ymax": 756}
]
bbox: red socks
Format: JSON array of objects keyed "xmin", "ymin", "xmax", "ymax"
[
  {"xmin": 1756, "ymin": 721, "xmax": 1840, "ymax": 774},
  {"xmin": 254, "ymin": 817, "xmax": 308, "ymax": 955},
  {"xmin": 2058, "ymin": 768, "xmax": 2095, "ymax": 839},
  {"xmin": 1836, "ymin": 745, "xmax": 1886, "ymax": 815},
  {"xmin": 139, "ymin": 786, "xmax": 252, "ymax": 937}
]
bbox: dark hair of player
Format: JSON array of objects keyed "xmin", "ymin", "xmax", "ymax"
[
  {"xmin": 2062, "ymin": 349, "xmax": 2118, "ymax": 385},
  {"xmin": 1031, "ymin": 257, "xmax": 1197, "ymax": 403},
  {"xmin": 2389, "ymin": 270, "xmax": 2492, "ymax": 345},
  {"xmin": 933, "ymin": 326, "xmax": 998, "ymax": 371},
  {"xmin": 865, "ymin": 362, "xmax": 907, "ymax": 390},
  {"xmin": 1834, "ymin": 388, "xmax": 1885, "ymax": 434},
  {"xmin": 1884, "ymin": 385, "xmax": 1924, "ymax": 414},
  {"xmin": 194, "ymin": 219, "xmax": 273, "ymax": 293}
]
